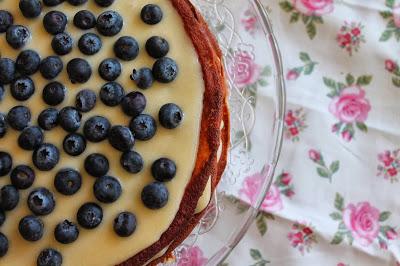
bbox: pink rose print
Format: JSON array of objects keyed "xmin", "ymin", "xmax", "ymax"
[
  {"xmin": 241, "ymin": 9, "xmax": 259, "ymax": 35},
  {"xmin": 337, "ymin": 22, "xmax": 365, "ymax": 56},
  {"xmin": 292, "ymin": 0, "xmax": 334, "ymax": 16},
  {"xmin": 287, "ymin": 221, "xmax": 318, "ymax": 255},
  {"xmin": 324, "ymin": 74, "xmax": 372, "ymax": 142},
  {"xmin": 393, "ymin": 5, "xmax": 400, "ymax": 28},
  {"xmin": 329, "ymin": 86, "xmax": 370, "ymax": 123},
  {"xmin": 330, "ymin": 193, "xmax": 397, "ymax": 249},
  {"xmin": 337, "ymin": 263, "xmax": 349, "ymax": 266},
  {"xmin": 229, "ymin": 50, "xmax": 261, "ymax": 89},
  {"xmin": 228, "ymin": 46, "xmax": 272, "ymax": 109},
  {"xmin": 239, "ymin": 173, "xmax": 283, "ymax": 213},
  {"xmin": 286, "ymin": 70, "xmax": 300, "ymax": 80},
  {"xmin": 274, "ymin": 172, "xmax": 295, "ymax": 198},
  {"xmin": 343, "ymin": 202, "xmax": 380, "ymax": 246},
  {"xmin": 308, "ymin": 149, "xmax": 340, "ymax": 182},
  {"xmin": 384, "ymin": 59, "xmax": 400, "ymax": 87},
  {"xmin": 377, "ymin": 149, "xmax": 400, "ymax": 182},
  {"xmin": 280, "ymin": 1, "xmax": 333, "ymax": 39},
  {"xmin": 286, "ymin": 52, "xmax": 318, "ymax": 81},
  {"xmin": 177, "ymin": 246, "xmax": 207, "ymax": 266},
  {"xmin": 284, "ymin": 108, "xmax": 307, "ymax": 142},
  {"xmin": 385, "ymin": 59, "xmax": 398, "ymax": 72},
  {"xmin": 380, "ymin": 0, "xmax": 400, "ymax": 42}
]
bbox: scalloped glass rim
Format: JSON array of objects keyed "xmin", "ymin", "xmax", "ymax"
[{"xmin": 164, "ymin": 0, "xmax": 286, "ymax": 265}]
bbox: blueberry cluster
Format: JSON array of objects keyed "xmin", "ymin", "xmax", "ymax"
[{"xmin": 0, "ymin": 2, "xmax": 187, "ymax": 263}]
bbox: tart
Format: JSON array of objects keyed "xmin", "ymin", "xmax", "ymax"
[{"xmin": 0, "ymin": 0, "xmax": 229, "ymax": 265}]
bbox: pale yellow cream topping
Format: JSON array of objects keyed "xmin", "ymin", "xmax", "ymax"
[{"xmin": 0, "ymin": 0, "xmax": 206, "ymax": 265}]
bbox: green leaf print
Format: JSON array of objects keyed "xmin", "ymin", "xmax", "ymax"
[
  {"xmin": 346, "ymin": 73, "xmax": 355, "ymax": 85},
  {"xmin": 380, "ymin": 30, "xmax": 393, "ymax": 41},
  {"xmin": 334, "ymin": 193, "xmax": 344, "ymax": 211},
  {"xmin": 250, "ymin": 249, "xmax": 262, "ymax": 260},
  {"xmin": 356, "ymin": 122, "xmax": 368, "ymax": 132},
  {"xmin": 290, "ymin": 12, "xmax": 300, "ymax": 23},
  {"xmin": 330, "ymin": 161, "xmax": 340, "ymax": 174},
  {"xmin": 379, "ymin": 211, "xmax": 391, "ymax": 222},
  {"xmin": 306, "ymin": 22, "xmax": 317, "ymax": 39},
  {"xmin": 329, "ymin": 212, "xmax": 343, "ymax": 221},
  {"xmin": 299, "ymin": 52, "xmax": 311, "ymax": 62},
  {"xmin": 331, "ymin": 232, "xmax": 344, "ymax": 245},
  {"xmin": 279, "ymin": 1, "xmax": 294, "ymax": 12},
  {"xmin": 393, "ymin": 77, "xmax": 400, "ymax": 87},
  {"xmin": 356, "ymin": 75, "xmax": 372, "ymax": 86},
  {"xmin": 256, "ymin": 214, "xmax": 268, "ymax": 236}
]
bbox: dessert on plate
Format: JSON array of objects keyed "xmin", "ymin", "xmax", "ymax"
[{"xmin": 0, "ymin": 0, "xmax": 229, "ymax": 265}]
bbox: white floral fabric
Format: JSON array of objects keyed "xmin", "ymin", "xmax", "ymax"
[{"xmin": 197, "ymin": 0, "xmax": 400, "ymax": 265}]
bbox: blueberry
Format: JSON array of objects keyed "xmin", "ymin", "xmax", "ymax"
[
  {"xmin": 0, "ymin": 209, "xmax": 6, "ymax": 226},
  {"xmin": 54, "ymin": 220, "xmax": 79, "ymax": 244},
  {"xmin": 42, "ymin": 81, "xmax": 66, "ymax": 106},
  {"xmin": 121, "ymin": 92, "xmax": 146, "ymax": 117},
  {"xmin": 159, "ymin": 103, "xmax": 183, "ymax": 129},
  {"xmin": 0, "ymin": 86, "xmax": 4, "ymax": 101},
  {"xmin": 6, "ymin": 25, "xmax": 30, "ymax": 49},
  {"xmin": 96, "ymin": 10, "xmax": 123, "ymax": 37},
  {"xmin": 63, "ymin": 133, "xmax": 86, "ymax": 156},
  {"xmin": 0, "ymin": 209, "xmax": 5, "ymax": 226},
  {"xmin": 7, "ymin": 106, "xmax": 31, "ymax": 131},
  {"xmin": 68, "ymin": 0, "xmax": 87, "ymax": 5},
  {"xmin": 108, "ymin": 126, "xmax": 134, "ymax": 152},
  {"xmin": 75, "ymin": 89, "xmax": 96, "ymax": 112},
  {"xmin": 83, "ymin": 116, "xmax": 110, "ymax": 142},
  {"xmin": 43, "ymin": 11, "xmax": 68, "ymax": 35},
  {"xmin": 10, "ymin": 165, "xmax": 35, "ymax": 189},
  {"xmin": 0, "ymin": 233, "xmax": 7, "ymax": 257},
  {"xmin": 113, "ymin": 212, "xmax": 136, "ymax": 237},
  {"xmin": 0, "ymin": 114, "xmax": 6, "ymax": 138},
  {"xmin": 141, "ymin": 182, "xmax": 168, "ymax": 209},
  {"xmin": 32, "ymin": 143, "xmax": 60, "ymax": 171},
  {"xmin": 129, "ymin": 114, "xmax": 157, "ymax": 141},
  {"xmin": 120, "ymin": 151, "xmax": 143, "ymax": 174},
  {"xmin": 93, "ymin": 176, "xmax": 122, "ymax": 203},
  {"xmin": 59, "ymin": 107, "xmax": 81, "ymax": 132},
  {"xmin": 67, "ymin": 58, "xmax": 92, "ymax": 84},
  {"xmin": 43, "ymin": 0, "xmax": 64, "ymax": 6},
  {"xmin": 100, "ymin": 82, "xmax": 125, "ymax": 107},
  {"xmin": 19, "ymin": 215, "xmax": 43, "ymax": 241},
  {"xmin": 98, "ymin": 58, "xmax": 121, "ymax": 81},
  {"xmin": 18, "ymin": 126, "xmax": 44, "ymax": 150},
  {"xmin": 0, "ymin": 10, "xmax": 13, "ymax": 33},
  {"xmin": 0, "ymin": 152, "xmax": 12, "ymax": 177},
  {"xmin": 77, "ymin": 202, "xmax": 103, "ymax": 229},
  {"xmin": 146, "ymin": 36, "xmax": 169, "ymax": 59},
  {"xmin": 37, "ymin": 248, "xmax": 62, "ymax": 266},
  {"xmin": 113, "ymin": 36, "xmax": 139, "ymax": 61},
  {"xmin": 78, "ymin": 33, "xmax": 102, "ymax": 55},
  {"xmin": 27, "ymin": 187, "xmax": 55, "ymax": 215},
  {"xmin": 130, "ymin": 68, "xmax": 154, "ymax": 89},
  {"xmin": 0, "ymin": 185, "xmax": 19, "ymax": 210},
  {"xmin": 141, "ymin": 4, "xmax": 163, "ymax": 25},
  {"xmin": 40, "ymin": 56, "xmax": 63, "ymax": 80},
  {"xmin": 151, "ymin": 158, "xmax": 176, "ymax": 182},
  {"xmin": 0, "ymin": 58, "xmax": 16, "ymax": 85},
  {"xmin": 52, "ymin": 32, "xmax": 73, "ymax": 56},
  {"xmin": 54, "ymin": 168, "xmax": 82, "ymax": 195},
  {"xmin": 95, "ymin": 0, "xmax": 114, "ymax": 7},
  {"xmin": 16, "ymin": 50, "xmax": 41, "ymax": 76},
  {"xmin": 74, "ymin": 10, "xmax": 96, "ymax": 30},
  {"xmin": 38, "ymin": 108, "xmax": 59, "ymax": 130},
  {"xmin": 153, "ymin": 57, "xmax": 179, "ymax": 83},
  {"xmin": 19, "ymin": 0, "xmax": 42, "ymax": 18},
  {"xmin": 11, "ymin": 76, "xmax": 35, "ymax": 101},
  {"xmin": 84, "ymin": 153, "xmax": 109, "ymax": 177}
]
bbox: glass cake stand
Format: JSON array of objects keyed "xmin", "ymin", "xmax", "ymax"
[{"xmin": 162, "ymin": 0, "xmax": 286, "ymax": 265}]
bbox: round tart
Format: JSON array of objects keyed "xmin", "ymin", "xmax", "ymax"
[{"xmin": 0, "ymin": 0, "xmax": 229, "ymax": 265}]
